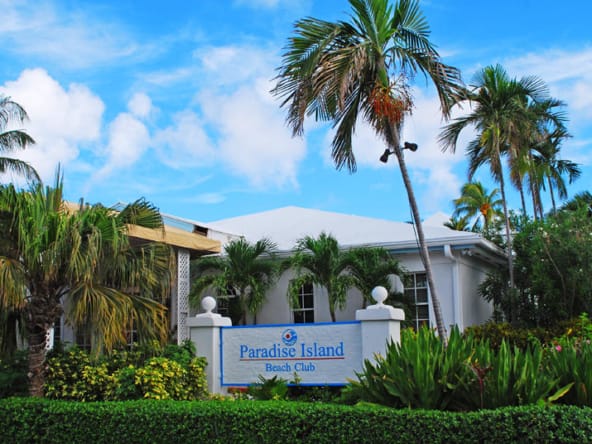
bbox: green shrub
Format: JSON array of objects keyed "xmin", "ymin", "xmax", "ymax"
[
  {"xmin": 0, "ymin": 350, "xmax": 28, "ymax": 398},
  {"xmin": 135, "ymin": 357, "xmax": 186, "ymax": 400},
  {"xmin": 1, "ymin": 398, "xmax": 592, "ymax": 443},
  {"xmin": 248, "ymin": 375, "xmax": 289, "ymax": 401},
  {"xmin": 348, "ymin": 327, "xmax": 475, "ymax": 410},
  {"xmin": 467, "ymin": 340, "xmax": 567, "ymax": 409},
  {"xmin": 546, "ymin": 338, "xmax": 592, "ymax": 406},
  {"xmin": 44, "ymin": 343, "xmax": 207, "ymax": 401},
  {"xmin": 44, "ymin": 347, "xmax": 111, "ymax": 401}
]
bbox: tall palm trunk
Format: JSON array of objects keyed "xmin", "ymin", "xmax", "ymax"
[
  {"xmin": 387, "ymin": 126, "xmax": 447, "ymax": 344},
  {"xmin": 548, "ymin": 176, "xmax": 557, "ymax": 214},
  {"xmin": 26, "ymin": 289, "xmax": 62, "ymax": 397},
  {"xmin": 497, "ymin": 165, "xmax": 515, "ymax": 291},
  {"xmin": 517, "ymin": 177, "xmax": 527, "ymax": 216}
]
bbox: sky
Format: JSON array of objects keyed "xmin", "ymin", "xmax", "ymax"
[{"xmin": 0, "ymin": 0, "xmax": 590, "ymax": 225}]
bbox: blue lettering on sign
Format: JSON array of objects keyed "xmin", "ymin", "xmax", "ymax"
[
  {"xmin": 239, "ymin": 343, "xmax": 297, "ymax": 359},
  {"xmin": 300, "ymin": 341, "xmax": 344, "ymax": 358},
  {"xmin": 294, "ymin": 362, "xmax": 316, "ymax": 372},
  {"xmin": 265, "ymin": 362, "xmax": 292, "ymax": 372}
]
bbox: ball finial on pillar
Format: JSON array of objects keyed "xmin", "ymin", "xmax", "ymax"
[
  {"xmin": 371, "ymin": 286, "xmax": 388, "ymax": 305},
  {"xmin": 201, "ymin": 296, "xmax": 216, "ymax": 313}
]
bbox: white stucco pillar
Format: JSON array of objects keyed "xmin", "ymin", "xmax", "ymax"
[
  {"xmin": 187, "ymin": 296, "xmax": 232, "ymax": 394},
  {"xmin": 355, "ymin": 286, "xmax": 405, "ymax": 363}
]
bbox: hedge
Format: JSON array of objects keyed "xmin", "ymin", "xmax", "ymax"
[{"xmin": 1, "ymin": 398, "xmax": 591, "ymax": 443}]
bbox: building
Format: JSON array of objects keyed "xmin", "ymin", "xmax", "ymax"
[
  {"xmin": 205, "ymin": 206, "xmax": 506, "ymax": 331},
  {"xmin": 58, "ymin": 205, "xmax": 504, "ymax": 349},
  {"xmin": 57, "ymin": 213, "xmax": 224, "ymax": 348}
]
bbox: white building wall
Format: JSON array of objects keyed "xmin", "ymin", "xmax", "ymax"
[
  {"xmin": 207, "ymin": 249, "xmax": 495, "ymax": 331},
  {"xmin": 459, "ymin": 257, "xmax": 495, "ymax": 327}
]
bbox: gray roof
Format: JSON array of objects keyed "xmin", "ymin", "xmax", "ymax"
[{"xmin": 208, "ymin": 206, "xmax": 494, "ymax": 254}]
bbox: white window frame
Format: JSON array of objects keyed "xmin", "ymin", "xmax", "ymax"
[
  {"xmin": 404, "ymin": 272, "xmax": 430, "ymax": 330},
  {"xmin": 292, "ymin": 282, "xmax": 315, "ymax": 324}
]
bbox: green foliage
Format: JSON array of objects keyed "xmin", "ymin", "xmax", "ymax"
[
  {"xmin": 2, "ymin": 398, "xmax": 592, "ymax": 443},
  {"xmin": 482, "ymin": 208, "xmax": 592, "ymax": 328},
  {"xmin": 0, "ymin": 350, "xmax": 28, "ymax": 398},
  {"xmin": 348, "ymin": 327, "xmax": 475, "ymax": 410},
  {"xmin": 190, "ymin": 238, "xmax": 278, "ymax": 325},
  {"xmin": 135, "ymin": 357, "xmax": 187, "ymax": 400},
  {"xmin": 349, "ymin": 326, "xmax": 578, "ymax": 411},
  {"xmin": 287, "ymin": 232, "xmax": 354, "ymax": 322},
  {"xmin": 44, "ymin": 343, "xmax": 207, "ymax": 401},
  {"xmin": 247, "ymin": 375, "xmax": 289, "ymax": 401},
  {"xmin": 547, "ymin": 339, "xmax": 592, "ymax": 407},
  {"xmin": 513, "ymin": 208, "xmax": 592, "ymax": 326},
  {"xmin": 546, "ymin": 323, "xmax": 592, "ymax": 406},
  {"xmin": 464, "ymin": 321, "xmax": 556, "ymax": 350},
  {"xmin": 466, "ymin": 340, "xmax": 563, "ymax": 409}
]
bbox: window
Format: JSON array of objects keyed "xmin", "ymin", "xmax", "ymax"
[
  {"xmin": 216, "ymin": 296, "xmax": 231, "ymax": 317},
  {"xmin": 292, "ymin": 282, "xmax": 314, "ymax": 324},
  {"xmin": 404, "ymin": 272, "xmax": 430, "ymax": 330},
  {"xmin": 75, "ymin": 327, "xmax": 92, "ymax": 352}
]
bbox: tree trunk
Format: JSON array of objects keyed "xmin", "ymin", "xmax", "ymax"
[
  {"xmin": 26, "ymin": 290, "xmax": 62, "ymax": 397},
  {"xmin": 548, "ymin": 176, "xmax": 557, "ymax": 214},
  {"xmin": 27, "ymin": 324, "xmax": 48, "ymax": 397},
  {"xmin": 497, "ymin": 168, "xmax": 515, "ymax": 291},
  {"xmin": 518, "ymin": 179, "xmax": 527, "ymax": 217},
  {"xmin": 392, "ymin": 145, "xmax": 448, "ymax": 345}
]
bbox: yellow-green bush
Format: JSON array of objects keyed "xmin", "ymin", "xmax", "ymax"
[{"xmin": 44, "ymin": 344, "xmax": 207, "ymax": 401}]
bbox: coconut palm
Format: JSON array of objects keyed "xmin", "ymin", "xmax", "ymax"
[
  {"xmin": 0, "ymin": 96, "xmax": 39, "ymax": 182},
  {"xmin": 190, "ymin": 238, "xmax": 278, "ymax": 325},
  {"xmin": 342, "ymin": 246, "xmax": 405, "ymax": 308},
  {"xmin": 559, "ymin": 191, "xmax": 592, "ymax": 213},
  {"xmin": 440, "ymin": 64, "xmax": 550, "ymax": 289},
  {"xmin": 531, "ymin": 128, "xmax": 580, "ymax": 214},
  {"xmin": 443, "ymin": 215, "xmax": 471, "ymax": 232},
  {"xmin": 0, "ymin": 176, "xmax": 173, "ymax": 396},
  {"xmin": 452, "ymin": 181, "xmax": 502, "ymax": 231},
  {"xmin": 287, "ymin": 232, "xmax": 353, "ymax": 322},
  {"xmin": 273, "ymin": 0, "xmax": 463, "ymax": 342},
  {"xmin": 513, "ymin": 98, "xmax": 571, "ymax": 219}
]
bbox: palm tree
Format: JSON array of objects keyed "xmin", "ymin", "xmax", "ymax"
[
  {"xmin": 443, "ymin": 215, "xmax": 471, "ymax": 232},
  {"xmin": 342, "ymin": 246, "xmax": 405, "ymax": 308},
  {"xmin": 531, "ymin": 127, "xmax": 580, "ymax": 214},
  {"xmin": 560, "ymin": 191, "xmax": 592, "ymax": 213},
  {"xmin": 439, "ymin": 64, "xmax": 550, "ymax": 290},
  {"xmin": 514, "ymin": 98, "xmax": 571, "ymax": 219},
  {"xmin": 452, "ymin": 181, "xmax": 502, "ymax": 231},
  {"xmin": 0, "ymin": 96, "xmax": 40, "ymax": 182},
  {"xmin": 273, "ymin": 0, "xmax": 463, "ymax": 342},
  {"xmin": 287, "ymin": 232, "xmax": 353, "ymax": 322},
  {"xmin": 190, "ymin": 238, "xmax": 278, "ymax": 325},
  {"xmin": 0, "ymin": 176, "xmax": 172, "ymax": 396}
]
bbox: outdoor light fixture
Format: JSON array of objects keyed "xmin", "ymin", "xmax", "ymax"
[{"xmin": 379, "ymin": 142, "xmax": 419, "ymax": 163}]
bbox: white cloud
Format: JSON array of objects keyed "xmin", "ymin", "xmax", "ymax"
[
  {"xmin": 505, "ymin": 47, "xmax": 592, "ymax": 121},
  {"xmin": 0, "ymin": 68, "xmax": 104, "ymax": 182},
  {"xmin": 128, "ymin": 93, "xmax": 153, "ymax": 119},
  {"xmin": 153, "ymin": 110, "xmax": 216, "ymax": 169},
  {"xmin": 93, "ymin": 113, "xmax": 149, "ymax": 181},
  {"xmin": 193, "ymin": 44, "xmax": 277, "ymax": 89},
  {"xmin": 199, "ymin": 80, "xmax": 306, "ymax": 188},
  {"xmin": 0, "ymin": 1, "xmax": 141, "ymax": 69}
]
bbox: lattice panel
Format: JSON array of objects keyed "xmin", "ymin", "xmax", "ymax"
[
  {"xmin": 177, "ymin": 249, "xmax": 190, "ymax": 343},
  {"xmin": 45, "ymin": 328, "xmax": 53, "ymax": 350}
]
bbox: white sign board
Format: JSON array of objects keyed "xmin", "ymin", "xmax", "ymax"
[{"xmin": 220, "ymin": 322, "xmax": 362, "ymax": 386}]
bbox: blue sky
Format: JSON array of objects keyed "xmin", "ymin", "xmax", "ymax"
[{"xmin": 0, "ymin": 0, "xmax": 590, "ymax": 224}]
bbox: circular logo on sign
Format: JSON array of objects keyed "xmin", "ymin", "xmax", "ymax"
[{"xmin": 281, "ymin": 328, "xmax": 297, "ymax": 346}]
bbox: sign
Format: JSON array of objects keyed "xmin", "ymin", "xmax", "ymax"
[{"xmin": 220, "ymin": 322, "xmax": 362, "ymax": 386}]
